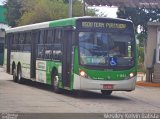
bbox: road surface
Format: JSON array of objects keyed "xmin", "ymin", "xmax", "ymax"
[{"xmin": 0, "ymin": 68, "xmax": 160, "ymax": 113}]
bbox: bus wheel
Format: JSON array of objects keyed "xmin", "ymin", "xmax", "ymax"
[
  {"xmin": 101, "ymin": 90, "xmax": 112, "ymax": 96},
  {"xmin": 51, "ymin": 74, "xmax": 61, "ymax": 93},
  {"xmin": 17, "ymin": 66, "xmax": 23, "ymax": 83},
  {"xmin": 13, "ymin": 68, "xmax": 17, "ymax": 82}
]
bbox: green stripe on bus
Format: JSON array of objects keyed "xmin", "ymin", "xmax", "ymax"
[{"xmin": 49, "ymin": 18, "xmax": 76, "ymax": 27}]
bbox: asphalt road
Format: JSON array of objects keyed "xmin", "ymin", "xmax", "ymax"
[{"xmin": 0, "ymin": 68, "xmax": 160, "ymax": 113}]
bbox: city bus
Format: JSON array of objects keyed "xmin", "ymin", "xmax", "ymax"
[{"xmin": 5, "ymin": 17, "xmax": 137, "ymax": 95}]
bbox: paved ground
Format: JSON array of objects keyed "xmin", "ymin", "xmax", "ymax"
[{"xmin": 0, "ymin": 68, "xmax": 160, "ymax": 113}]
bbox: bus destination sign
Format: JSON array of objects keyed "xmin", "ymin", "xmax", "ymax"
[{"xmin": 81, "ymin": 22, "xmax": 127, "ymax": 29}]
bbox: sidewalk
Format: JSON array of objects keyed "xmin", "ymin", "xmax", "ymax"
[
  {"xmin": 136, "ymin": 81, "xmax": 160, "ymax": 87},
  {"xmin": 0, "ymin": 66, "xmax": 5, "ymax": 72},
  {"xmin": 136, "ymin": 72, "xmax": 160, "ymax": 87}
]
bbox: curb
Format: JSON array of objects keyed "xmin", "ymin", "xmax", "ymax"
[{"xmin": 136, "ymin": 81, "xmax": 160, "ymax": 87}]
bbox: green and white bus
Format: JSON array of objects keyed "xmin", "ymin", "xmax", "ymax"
[{"xmin": 5, "ymin": 17, "xmax": 137, "ymax": 95}]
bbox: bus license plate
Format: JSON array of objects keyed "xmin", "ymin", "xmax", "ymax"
[{"xmin": 103, "ymin": 84, "xmax": 113, "ymax": 89}]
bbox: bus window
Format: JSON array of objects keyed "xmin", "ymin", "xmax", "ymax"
[
  {"xmin": 39, "ymin": 30, "xmax": 45, "ymax": 44},
  {"xmin": 52, "ymin": 44, "xmax": 62, "ymax": 61},
  {"xmin": 11, "ymin": 34, "xmax": 19, "ymax": 52},
  {"xmin": 37, "ymin": 30, "xmax": 45, "ymax": 59},
  {"xmin": 55, "ymin": 29, "xmax": 62, "ymax": 43},
  {"xmin": 13, "ymin": 33, "xmax": 19, "ymax": 44},
  {"xmin": 19, "ymin": 33, "xmax": 25, "ymax": 44},
  {"xmin": 46, "ymin": 30, "xmax": 54, "ymax": 44},
  {"xmin": 44, "ymin": 45, "xmax": 53, "ymax": 60},
  {"xmin": 52, "ymin": 29, "xmax": 62, "ymax": 61},
  {"xmin": 23, "ymin": 32, "xmax": 31, "ymax": 52},
  {"xmin": 25, "ymin": 32, "xmax": 31, "ymax": 44},
  {"xmin": 37, "ymin": 44, "xmax": 44, "ymax": 59}
]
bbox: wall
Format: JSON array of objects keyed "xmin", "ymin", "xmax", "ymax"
[{"xmin": 144, "ymin": 25, "xmax": 157, "ymax": 69}]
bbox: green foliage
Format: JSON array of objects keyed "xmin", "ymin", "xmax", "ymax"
[
  {"xmin": 72, "ymin": 0, "xmax": 96, "ymax": 17},
  {"xmin": 138, "ymin": 46, "xmax": 144, "ymax": 63},
  {"xmin": 4, "ymin": 0, "xmax": 22, "ymax": 27},
  {"xmin": 18, "ymin": 0, "xmax": 68, "ymax": 25},
  {"xmin": 4, "ymin": 0, "xmax": 96, "ymax": 26},
  {"xmin": 117, "ymin": 7, "xmax": 160, "ymax": 46},
  {"xmin": 137, "ymin": 46, "xmax": 145, "ymax": 72}
]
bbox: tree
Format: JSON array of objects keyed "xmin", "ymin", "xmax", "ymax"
[
  {"xmin": 117, "ymin": 7, "xmax": 160, "ymax": 46},
  {"xmin": 18, "ymin": 0, "xmax": 68, "ymax": 26},
  {"xmin": 72, "ymin": 0, "xmax": 96, "ymax": 17},
  {"xmin": 4, "ymin": 0, "xmax": 97, "ymax": 26},
  {"xmin": 4, "ymin": 0, "xmax": 22, "ymax": 27},
  {"xmin": 18, "ymin": 0, "xmax": 96, "ymax": 26}
]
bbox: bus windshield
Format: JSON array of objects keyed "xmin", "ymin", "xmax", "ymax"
[{"xmin": 79, "ymin": 32, "xmax": 135, "ymax": 69}]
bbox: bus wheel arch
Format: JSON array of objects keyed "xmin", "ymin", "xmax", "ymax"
[{"xmin": 51, "ymin": 67, "xmax": 61, "ymax": 93}]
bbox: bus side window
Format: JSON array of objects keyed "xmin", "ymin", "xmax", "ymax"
[
  {"xmin": 23, "ymin": 32, "xmax": 31, "ymax": 52},
  {"xmin": 53, "ymin": 29, "xmax": 62, "ymax": 61},
  {"xmin": 44, "ymin": 29, "xmax": 54, "ymax": 60},
  {"xmin": 37, "ymin": 45, "xmax": 44, "ymax": 59},
  {"xmin": 46, "ymin": 30, "xmax": 53, "ymax": 44},
  {"xmin": 37, "ymin": 30, "xmax": 45, "ymax": 59},
  {"xmin": 12, "ymin": 33, "xmax": 19, "ymax": 52},
  {"xmin": 18, "ymin": 33, "xmax": 25, "ymax": 52}
]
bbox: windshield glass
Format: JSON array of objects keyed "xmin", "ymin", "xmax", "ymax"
[{"xmin": 79, "ymin": 32, "xmax": 135, "ymax": 68}]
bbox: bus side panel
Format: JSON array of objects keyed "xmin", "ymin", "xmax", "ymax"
[
  {"xmin": 10, "ymin": 52, "xmax": 31, "ymax": 79},
  {"xmin": 36, "ymin": 60, "xmax": 62, "ymax": 85},
  {"xmin": 21, "ymin": 52, "xmax": 31, "ymax": 79},
  {"xmin": 72, "ymin": 47, "xmax": 80, "ymax": 90},
  {"xmin": 36, "ymin": 60, "xmax": 47, "ymax": 83}
]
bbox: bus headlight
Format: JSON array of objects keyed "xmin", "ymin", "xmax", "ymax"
[
  {"xmin": 80, "ymin": 70, "xmax": 88, "ymax": 78},
  {"xmin": 129, "ymin": 72, "xmax": 134, "ymax": 78}
]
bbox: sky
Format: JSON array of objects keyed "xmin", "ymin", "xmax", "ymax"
[
  {"xmin": 0, "ymin": 0, "xmax": 118, "ymax": 18},
  {"xmin": 0, "ymin": 0, "xmax": 4, "ymax": 5},
  {"xmin": 93, "ymin": 6, "xmax": 118, "ymax": 18}
]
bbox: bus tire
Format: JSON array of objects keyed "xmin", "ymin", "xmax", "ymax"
[
  {"xmin": 13, "ymin": 68, "xmax": 17, "ymax": 82},
  {"xmin": 101, "ymin": 90, "xmax": 112, "ymax": 96},
  {"xmin": 17, "ymin": 65, "xmax": 23, "ymax": 84},
  {"xmin": 51, "ymin": 71, "xmax": 61, "ymax": 93}
]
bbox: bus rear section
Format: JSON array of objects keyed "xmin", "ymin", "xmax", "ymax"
[{"xmin": 72, "ymin": 18, "xmax": 137, "ymax": 95}]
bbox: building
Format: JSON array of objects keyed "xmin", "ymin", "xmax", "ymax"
[
  {"xmin": 144, "ymin": 22, "xmax": 160, "ymax": 83},
  {"xmin": 0, "ymin": 5, "xmax": 10, "ymax": 30},
  {"xmin": 0, "ymin": 5, "xmax": 10, "ymax": 65}
]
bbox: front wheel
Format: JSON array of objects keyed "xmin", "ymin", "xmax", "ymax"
[
  {"xmin": 51, "ymin": 74, "xmax": 61, "ymax": 93},
  {"xmin": 101, "ymin": 90, "xmax": 112, "ymax": 96}
]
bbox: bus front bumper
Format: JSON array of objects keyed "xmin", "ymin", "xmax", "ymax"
[{"xmin": 73, "ymin": 74, "xmax": 137, "ymax": 91}]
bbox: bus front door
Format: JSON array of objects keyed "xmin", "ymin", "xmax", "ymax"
[{"xmin": 30, "ymin": 30, "xmax": 39, "ymax": 79}]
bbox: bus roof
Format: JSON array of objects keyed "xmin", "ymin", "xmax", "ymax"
[
  {"xmin": 6, "ymin": 17, "xmax": 77, "ymax": 33},
  {"xmin": 6, "ymin": 16, "xmax": 132, "ymax": 33}
]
